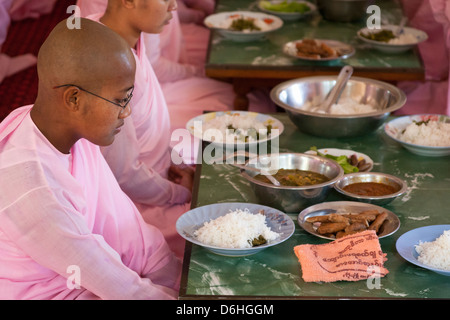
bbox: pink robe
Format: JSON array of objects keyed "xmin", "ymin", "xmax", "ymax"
[
  {"xmin": 396, "ymin": 0, "xmax": 449, "ymax": 116},
  {"xmin": 88, "ymin": 13, "xmax": 191, "ymax": 260},
  {"xmin": 0, "ymin": 106, "xmax": 181, "ymax": 300},
  {"xmin": 177, "ymin": 0, "xmax": 215, "ymax": 24},
  {"xmin": 0, "ymin": 0, "xmax": 54, "ymax": 83}
]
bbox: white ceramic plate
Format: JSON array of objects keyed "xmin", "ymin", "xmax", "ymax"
[
  {"xmin": 357, "ymin": 25, "xmax": 428, "ymax": 53},
  {"xmin": 186, "ymin": 111, "xmax": 284, "ymax": 149},
  {"xmin": 176, "ymin": 202, "xmax": 295, "ymax": 256},
  {"xmin": 204, "ymin": 11, "xmax": 283, "ymax": 42},
  {"xmin": 257, "ymin": 0, "xmax": 317, "ymax": 21},
  {"xmin": 305, "ymin": 148, "xmax": 373, "ymax": 172},
  {"xmin": 396, "ymin": 225, "xmax": 450, "ymax": 276},
  {"xmin": 283, "ymin": 39, "xmax": 355, "ymax": 61},
  {"xmin": 298, "ymin": 201, "xmax": 400, "ymax": 240},
  {"xmin": 384, "ymin": 114, "xmax": 450, "ymax": 157}
]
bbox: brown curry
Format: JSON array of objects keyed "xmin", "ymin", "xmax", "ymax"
[
  {"xmin": 343, "ymin": 182, "xmax": 400, "ymax": 196},
  {"xmin": 254, "ymin": 169, "xmax": 330, "ymax": 187}
]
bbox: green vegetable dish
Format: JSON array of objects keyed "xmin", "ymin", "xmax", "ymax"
[
  {"xmin": 309, "ymin": 146, "xmax": 371, "ymax": 173},
  {"xmin": 230, "ymin": 17, "xmax": 261, "ymax": 31},
  {"xmin": 360, "ymin": 29, "xmax": 396, "ymax": 42},
  {"xmin": 259, "ymin": 1, "xmax": 311, "ymax": 13}
]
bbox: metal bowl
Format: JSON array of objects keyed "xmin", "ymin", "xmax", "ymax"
[
  {"xmin": 241, "ymin": 153, "xmax": 344, "ymax": 213},
  {"xmin": 270, "ymin": 76, "xmax": 406, "ymax": 138},
  {"xmin": 334, "ymin": 172, "xmax": 408, "ymax": 205},
  {"xmin": 317, "ymin": 0, "xmax": 373, "ymax": 22}
]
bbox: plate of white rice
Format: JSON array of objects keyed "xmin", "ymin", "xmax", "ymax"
[
  {"xmin": 186, "ymin": 111, "xmax": 284, "ymax": 148},
  {"xmin": 176, "ymin": 202, "xmax": 295, "ymax": 256},
  {"xmin": 396, "ymin": 225, "xmax": 450, "ymax": 276},
  {"xmin": 384, "ymin": 114, "xmax": 450, "ymax": 157},
  {"xmin": 357, "ymin": 25, "xmax": 428, "ymax": 54}
]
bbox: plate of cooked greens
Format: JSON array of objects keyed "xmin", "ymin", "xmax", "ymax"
[
  {"xmin": 305, "ymin": 147, "xmax": 373, "ymax": 173},
  {"xmin": 204, "ymin": 11, "xmax": 283, "ymax": 42},
  {"xmin": 257, "ymin": 0, "xmax": 317, "ymax": 21}
]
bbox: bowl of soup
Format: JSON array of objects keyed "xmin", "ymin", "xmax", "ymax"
[
  {"xmin": 240, "ymin": 153, "xmax": 344, "ymax": 213},
  {"xmin": 334, "ymin": 172, "xmax": 408, "ymax": 205}
]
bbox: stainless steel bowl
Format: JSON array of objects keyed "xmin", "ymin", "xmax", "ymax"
[
  {"xmin": 317, "ymin": 0, "xmax": 373, "ymax": 22},
  {"xmin": 334, "ymin": 172, "xmax": 408, "ymax": 205},
  {"xmin": 241, "ymin": 153, "xmax": 344, "ymax": 213},
  {"xmin": 270, "ymin": 76, "xmax": 406, "ymax": 138}
]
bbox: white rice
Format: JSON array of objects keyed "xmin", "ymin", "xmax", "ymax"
[
  {"xmin": 388, "ymin": 33, "xmax": 418, "ymax": 45},
  {"xmin": 415, "ymin": 230, "xmax": 450, "ymax": 271},
  {"xmin": 196, "ymin": 113, "xmax": 271, "ymax": 143},
  {"xmin": 304, "ymin": 97, "xmax": 377, "ymax": 115},
  {"xmin": 194, "ymin": 208, "xmax": 280, "ymax": 248},
  {"xmin": 398, "ymin": 121, "xmax": 450, "ymax": 147}
]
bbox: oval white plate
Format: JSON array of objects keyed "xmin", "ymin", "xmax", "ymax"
[
  {"xmin": 186, "ymin": 111, "xmax": 284, "ymax": 148},
  {"xmin": 283, "ymin": 39, "xmax": 355, "ymax": 61},
  {"xmin": 204, "ymin": 11, "xmax": 283, "ymax": 42},
  {"xmin": 305, "ymin": 148, "xmax": 373, "ymax": 172},
  {"xmin": 357, "ymin": 25, "xmax": 428, "ymax": 53},
  {"xmin": 176, "ymin": 202, "xmax": 295, "ymax": 257},
  {"xmin": 396, "ymin": 225, "xmax": 450, "ymax": 276},
  {"xmin": 384, "ymin": 114, "xmax": 450, "ymax": 157}
]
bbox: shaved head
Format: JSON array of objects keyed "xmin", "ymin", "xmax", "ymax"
[
  {"xmin": 32, "ymin": 18, "xmax": 137, "ymax": 154},
  {"xmin": 37, "ymin": 17, "xmax": 135, "ymax": 90}
]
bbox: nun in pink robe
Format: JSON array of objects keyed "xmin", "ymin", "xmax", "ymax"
[
  {"xmin": 395, "ymin": 0, "xmax": 449, "ymax": 116},
  {"xmin": 0, "ymin": 0, "xmax": 56, "ymax": 83},
  {"xmin": 87, "ymin": 12, "xmax": 192, "ymax": 260},
  {"xmin": 77, "ymin": 0, "xmax": 276, "ymax": 165},
  {"xmin": 144, "ymin": 10, "xmax": 276, "ymax": 164},
  {"xmin": 0, "ymin": 105, "xmax": 181, "ymax": 299}
]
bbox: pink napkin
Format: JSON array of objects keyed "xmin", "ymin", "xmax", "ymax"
[{"xmin": 294, "ymin": 230, "xmax": 389, "ymax": 282}]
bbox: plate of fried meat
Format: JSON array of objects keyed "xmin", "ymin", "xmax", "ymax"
[{"xmin": 283, "ymin": 38, "xmax": 355, "ymax": 61}]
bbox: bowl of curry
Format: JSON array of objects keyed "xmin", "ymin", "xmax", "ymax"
[
  {"xmin": 334, "ymin": 172, "xmax": 408, "ymax": 205},
  {"xmin": 240, "ymin": 153, "xmax": 344, "ymax": 213}
]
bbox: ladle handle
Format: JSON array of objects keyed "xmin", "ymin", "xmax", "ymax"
[{"xmin": 323, "ymin": 65, "xmax": 353, "ymax": 112}]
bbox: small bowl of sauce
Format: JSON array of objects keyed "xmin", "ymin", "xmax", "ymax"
[{"xmin": 335, "ymin": 172, "xmax": 407, "ymax": 205}]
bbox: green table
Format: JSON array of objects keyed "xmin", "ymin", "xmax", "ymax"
[
  {"xmin": 206, "ymin": 0, "xmax": 424, "ymax": 109},
  {"xmin": 179, "ymin": 113, "xmax": 450, "ymax": 299}
]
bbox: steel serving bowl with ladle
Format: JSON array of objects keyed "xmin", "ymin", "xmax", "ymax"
[
  {"xmin": 270, "ymin": 75, "xmax": 406, "ymax": 138},
  {"xmin": 240, "ymin": 153, "xmax": 344, "ymax": 213}
]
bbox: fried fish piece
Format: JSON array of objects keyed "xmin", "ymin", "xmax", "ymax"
[
  {"xmin": 345, "ymin": 222, "xmax": 367, "ymax": 233},
  {"xmin": 317, "ymin": 222, "xmax": 348, "ymax": 235},
  {"xmin": 368, "ymin": 211, "xmax": 388, "ymax": 233},
  {"xmin": 306, "ymin": 213, "xmax": 349, "ymax": 224},
  {"xmin": 295, "ymin": 39, "xmax": 338, "ymax": 59}
]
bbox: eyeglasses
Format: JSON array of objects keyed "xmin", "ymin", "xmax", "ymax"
[{"xmin": 53, "ymin": 84, "xmax": 134, "ymax": 109}]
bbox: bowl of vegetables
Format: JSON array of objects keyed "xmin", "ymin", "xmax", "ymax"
[{"xmin": 257, "ymin": 0, "xmax": 317, "ymax": 21}]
